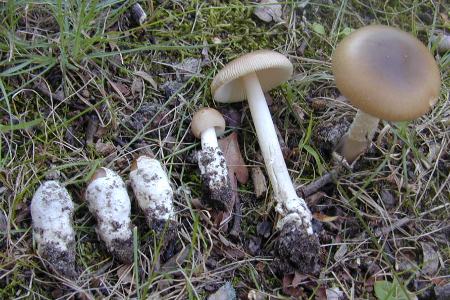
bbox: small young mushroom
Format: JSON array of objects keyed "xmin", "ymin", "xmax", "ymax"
[
  {"xmin": 332, "ymin": 25, "xmax": 441, "ymax": 163},
  {"xmin": 130, "ymin": 155, "xmax": 177, "ymax": 236},
  {"xmin": 211, "ymin": 50, "xmax": 319, "ymax": 273},
  {"xmin": 31, "ymin": 181, "xmax": 77, "ymax": 278},
  {"xmin": 85, "ymin": 168, "xmax": 133, "ymax": 264},
  {"xmin": 191, "ymin": 107, "xmax": 232, "ymax": 210}
]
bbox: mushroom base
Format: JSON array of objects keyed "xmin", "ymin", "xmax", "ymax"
[
  {"xmin": 39, "ymin": 241, "xmax": 77, "ymax": 278},
  {"xmin": 109, "ymin": 236, "xmax": 134, "ymax": 264},
  {"xmin": 274, "ymin": 219, "xmax": 320, "ymax": 275},
  {"xmin": 147, "ymin": 219, "xmax": 179, "ymax": 262},
  {"xmin": 198, "ymin": 147, "xmax": 232, "ymax": 211}
]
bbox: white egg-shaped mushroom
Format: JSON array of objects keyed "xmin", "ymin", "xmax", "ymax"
[
  {"xmin": 130, "ymin": 155, "xmax": 176, "ymax": 230},
  {"xmin": 31, "ymin": 180, "xmax": 77, "ymax": 278},
  {"xmin": 85, "ymin": 168, "xmax": 133, "ymax": 264}
]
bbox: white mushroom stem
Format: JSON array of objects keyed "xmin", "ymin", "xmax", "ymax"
[
  {"xmin": 242, "ymin": 72, "xmax": 313, "ymax": 234},
  {"xmin": 85, "ymin": 168, "xmax": 133, "ymax": 263},
  {"xmin": 338, "ymin": 110, "xmax": 379, "ymax": 163},
  {"xmin": 201, "ymin": 127, "xmax": 219, "ymax": 148},
  {"xmin": 197, "ymin": 128, "xmax": 231, "ymax": 210},
  {"xmin": 31, "ymin": 181, "xmax": 77, "ymax": 277},
  {"xmin": 130, "ymin": 156, "xmax": 175, "ymax": 226}
]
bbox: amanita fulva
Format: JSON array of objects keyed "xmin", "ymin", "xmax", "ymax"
[
  {"xmin": 191, "ymin": 107, "xmax": 232, "ymax": 210},
  {"xmin": 85, "ymin": 168, "xmax": 133, "ymax": 264},
  {"xmin": 332, "ymin": 25, "xmax": 441, "ymax": 163},
  {"xmin": 31, "ymin": 181, "xmax": 77, "ymax": 278},
  {"xmin": 211, "ymin": 50, "xmax": 319, "ymax": 273}
]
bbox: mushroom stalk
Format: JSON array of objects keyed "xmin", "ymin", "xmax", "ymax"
[
  {"xmin": 201, "ymin": 127, "xmax": 219, "ymax": 148},
  {"xmin": 243, "ymin": 72, "xmax": 313, "ymax": 233},
  {"xmin": 337, "ymin": 110, "xmax": 379, "ymax": 163}
]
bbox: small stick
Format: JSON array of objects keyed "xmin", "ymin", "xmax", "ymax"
[
  {"xmin": 85, "ymin": 114, "xmax": 99, "ymax": 145},
  {"xmin": 298, "ymin": 169, "xmax": 339, "ymax": 198},
  {"xmin": 229, "ymin": 199, "xmax": 242, "ymax": 239}
]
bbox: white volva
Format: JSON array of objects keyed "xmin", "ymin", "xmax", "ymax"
[
  {"xmin": 85, "ymin": 168, "xmax": 132, "ymax": 260},
  {"xmin": 31, "ymin": 181, "xmax": 76, "ymax": 276},
  {"xmin": 198, "ymin": 146, "xmax": 229, "ymax": 190},
  {"xmin": 130, "ymin": 156, "xmax": 174, "ymax": 223}
]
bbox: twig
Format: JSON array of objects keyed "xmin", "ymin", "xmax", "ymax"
[{"xmin": 298, "ymin": 169, "xmax": 339, "ymax": 198}]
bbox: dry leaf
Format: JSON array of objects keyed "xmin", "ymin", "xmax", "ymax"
[
  {"xmin": 116, "ymin": 265, "xmax": 133, "ymax": 284},
  {"xmin": 254, "ymin": 0, "xmax": 283, "ymax": 23},
  {"xmin": 131, "ymin": 77, "xmax": 144, "ymax": 98},
  {"xmin": 135, "ymin": 70, "xmax": 158, "ymax": 89},
  {"xmin": 326, "ymin": 287, "xmax": 344, "ymax": 300},
  {"xmin": 161, "ymin": 247, "xmax": 189, "ymax": 273},
  {"xmin": 313, "ymin": 212, "xmax": 339, "ymax": 222},
  {"xmin": 282, "ymin": 273, "xmax": 304, "ymax": 297},
  {"xmin": 251, "ymin": 167, "xmax": 267, "ymax": 198},
  {"xmin": 421, "ymin": 242, "xmax": 440, "ymax": 276},
  {"xmin": 218, "ymin": 132, "xmax": 249, "ymax": 184},
  {"xmin": 333, "ymin": 243, "xmax": 348, "ymax": 262}
]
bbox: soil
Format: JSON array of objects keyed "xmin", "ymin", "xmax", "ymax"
[
  {"xmin": 198, "ymin": 148, "xmax": 233, "ymax": 211},
  {"xmin": 274, "ymin": 219, "xmax": 321, "ymax": 275},
  {"xmin": 110, "ymin": 237, "xmax": 134, "ymax": 264},
  {"xmin": 313, "ymin": 119, "xmax": 350, "ymax": 159},
  {"xmin": 40, "ymin": 242, "xmax": 77, "ymax": 279}
]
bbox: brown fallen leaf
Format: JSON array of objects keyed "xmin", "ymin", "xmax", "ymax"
[
  {"xmin": 218, "ymin": 132, "xmax": 249, "ymax": 184},
  {"xmin": 135, "ymin": 70, "xmax": 158, "ymax": 90},
  {"xmin": 313, "ymin": 212, "xmax": 339, "ymax": 222},
  {"xmin": 420, "ymin": 242, "xmax": 440, "ymax": 276},
  {"xmin": 251, "ymin": 167, "xmax": 267, "ymax": 198},
  {"xmin": 116, "ymin": 265, "xmax": 133, "ymax": 284},
  {"xmin": 218, "ymin": 132, "xmax": 248, "ymax": 231},
  {"xmin": 282, "ymin": 273, "xmax": 305, "ymax": 297}
]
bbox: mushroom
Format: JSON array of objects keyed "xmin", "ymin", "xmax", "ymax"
[
  {"xmin": 191, "ymin": 107, "xmax": 232, "ymax": 210},
  {"xmin": 211, "ymin": 50, "xmax": 319, "ymax": 273},
  {"xmin": 130, "ymin": 155, "xmax": 177, "ymax": 236},
  {"xmin": 85, "ymin": 168, "xmax": 133, "ymax": 264},
  {"xmin": 31, "ymin": 181, "xmax": 77, "ymax": 278},
  {"xmin": 332, "ymin": 25, "xmax": 441, "ymax": 163}
]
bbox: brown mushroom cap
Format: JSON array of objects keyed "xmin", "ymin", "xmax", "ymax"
[
  {"xmin": 332, "ymin": 25, "xmax": 441, "ymax": 121},
  {"xmin": 191, "ymin": 108, "xmax": 226, "ymax": 139},
  {"xmin": 211, "ymin": 50, "xmax": 293, "ymax": 103}
]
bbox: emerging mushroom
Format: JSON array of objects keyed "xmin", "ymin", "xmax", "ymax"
[
  {"xmin": 31, "ymin": 181, "xmax": 77, "ymax": 278},
  {"xmin": 85, "ymin": 168, "xmax": 133, "ymax": 264},
  {"xmin": 211, "ymin": 50, "xmax": 319, "ymax": 273},
  {"xmin": 130, "ymin": 155, "xmax": 177, "ymax": 239},
  {"xmin": 332, "ymin": 25, "xmax": 441, "ymax": 163},
  {"xmin": 191, "ymin": 107, "xmax": 232, "ymax": 211}
]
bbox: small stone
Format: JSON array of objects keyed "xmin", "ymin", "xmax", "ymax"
[
  {"xmin": 208, "ymin": 282, "xmax": 236, "ymax": 300},
  {"xmin": 380, "ymin": 189, "xmax": 397, "ymax": 208},
  {"xmin": 254, "ymin": 0, "xmax": 283, "ymax": 23},
  {"xmin": 256, "ymin": 221, "xmax": 272, "ymax": 238}
]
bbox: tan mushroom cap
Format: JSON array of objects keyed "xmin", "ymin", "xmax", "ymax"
[
  {"xmin": 332, "ymin": 25, "xmax": 441, "ymax": 121},
  {"xmin": 88, "ymin": 168, "xmax": 107, "ymax": 184},
  {"xmin": 191, "ymin": 107, "xmax": 226, "ymax": 139},
  {"xmin": 211, "ymin": 50, "xmax": 293, "ymax": 103}
]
